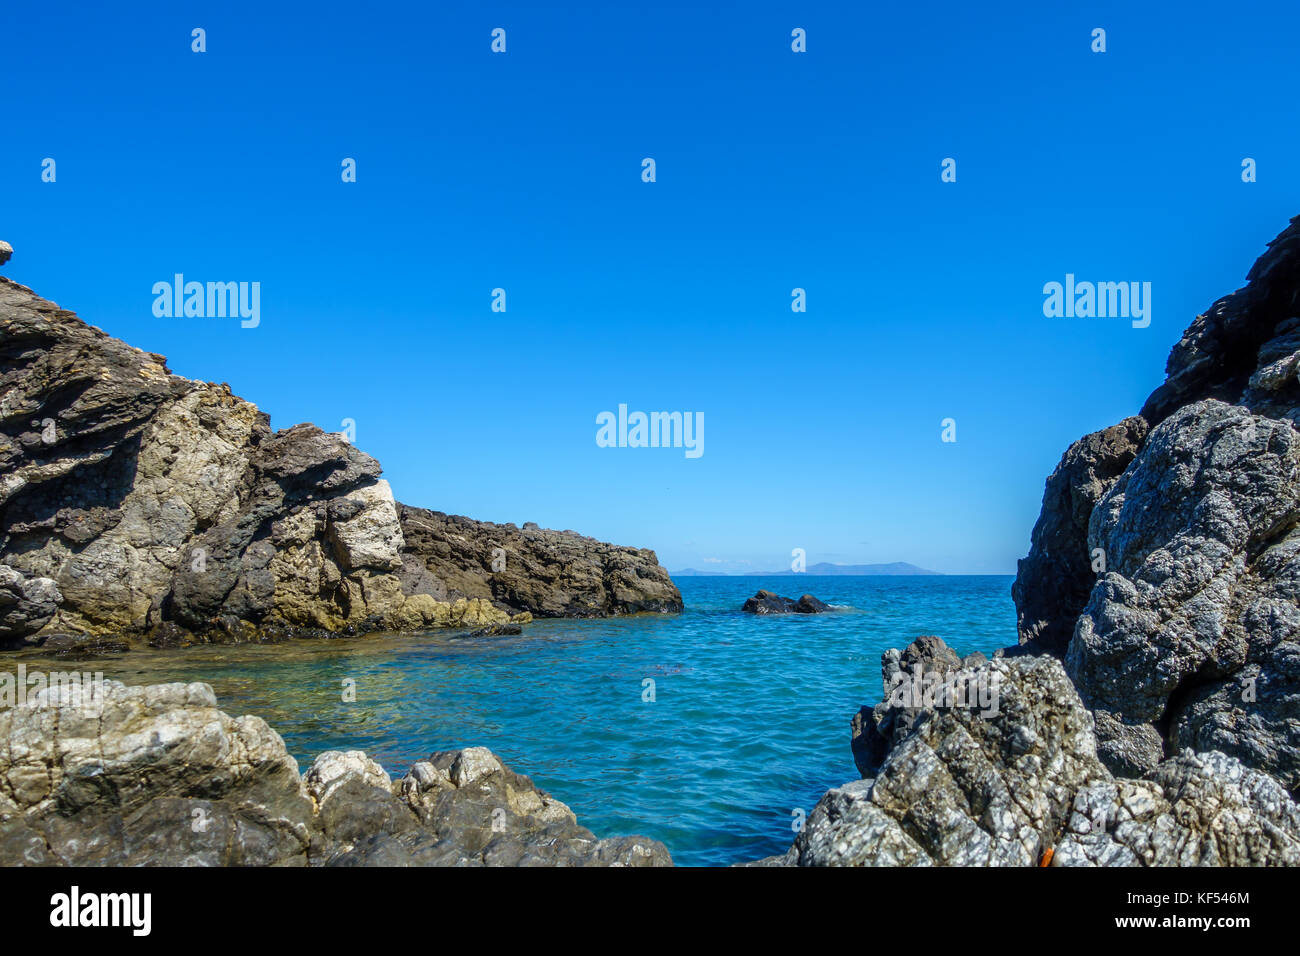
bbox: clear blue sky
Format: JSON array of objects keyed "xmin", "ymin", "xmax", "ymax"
[{"xmin": 3, "ymin": 1, "xmax": 1296, "ymax": 573}]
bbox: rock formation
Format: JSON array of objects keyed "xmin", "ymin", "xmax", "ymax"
[
  {"xmin": 0, "ymin": 275, "xmax": 681, "ymax": 648},
  {"xmin": 762, "ymin": 636, "xmax": 1300, "ymax": 866},
  {"xmin": 850, "ymin": 634, "xmax": 987, "ymax": 777},
  {"xmin": 1012, "ymin": 215, "xmax": 1300, "ymax": 791},
  {"xmin": 761, "ymin": 216, "xmax": 1300, "ymax": 867},
  {"xmin": 740, "ymin": 589, "xmax": 832, "ymax": 614},
  {"xmin": 398, "ymin": 506, "xmax": 683, "ymax": 618},
  {"xmin": 0, "ymin": 679, "xmax": 671, "ymax": 866}
]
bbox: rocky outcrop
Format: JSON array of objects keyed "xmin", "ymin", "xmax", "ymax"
[
  {"xmin": 740, "ymin": 590, "xmax": 831, "ymax": 614},
  {"xmin": 850, "ymin": 634, "xmax": 987, "ymax": 777},
  {"xmin": 0, "ymin": 679, "xmax": 671, "ymax": 866},
  {"xmin": 1011, "ymin": 418, "xmax": 1148, "ymax": 656},
  {"xmin": 766, "ymin": 636, "xmax": 1300, "ymax": 866},
  {"xmin": 0, "ymin": 565, "xmax": 61, "ymax": 640},
  {"xmin": 0, "ymin": 275, "xmax": 679, "ymax": 647},
  {"xmin": 1068, "ymin": 400, "xmax": 1300, "ymax": 785},
  {"xmin": 1013, "ymin": 215, "xmax": 1300, "ymax": 791},
  {"xmin": 397, "ymin": 506, "xmax": 682, "ymax": 618}
]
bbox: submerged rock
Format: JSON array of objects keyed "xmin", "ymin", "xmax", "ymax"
[
  {"xmin": 741, "ymin": 590, "xmax": 832, "ymax": 614},
  {"xmin": 773, "ymin": 636, "xmax": 1300, "ymax": 866},
  {"xmin": 465, "ymin": 622, "xmax": 522, "ymax": 638},
  {"xmin": 0, "ymin": 275, "xmax": 680, "ymax": 646},
  {"xmin": 0, "ymin": 680, "xmax": 671, "ymax": 867}
]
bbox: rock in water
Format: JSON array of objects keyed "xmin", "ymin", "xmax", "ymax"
[
  {"xmin": 465, "ymin": 621, "xmax": 522, "ymax": 637},
  {"xmin": 0, "ymin": 276, "xmax": 681, "ymax": 646},
  {"xmin": 1013, "ymin": 214, "xmax": 1300, "ymax": 790},
  {"xmin": 740, "ymin": 590, "xmax": 832, "ymax": 614},
  {"xmin": 0, "ymin": 680, "xmax": 671, "ymax": 867},
  {"xmin": 767, "ymin": 636, "xmax": 1300, "ymax": 866}
]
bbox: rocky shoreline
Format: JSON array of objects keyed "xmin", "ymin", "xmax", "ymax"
[
  {"xmin": 751, "ymin": 214, "xmax": 1300, "ymax": 866},
  {"xmin": 0, "ymin": 680, "xmax": 670, "ymax": 866},
  {"xmin": 0, "ymin": 272, "xmax": 681, "ymax": 652}
]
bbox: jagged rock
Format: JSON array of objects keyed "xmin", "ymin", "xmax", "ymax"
[
  {"xmin": 1012, "ymin": 418, "xmax": 1148, "ymax": 655},
  {"xmin": 397, "ymin": 505, "xmax": 682, "ymax": 618},
  {"xmin": 0, "ymin": 242, "xmax": 11, "ymax": 268},
  {"xmin": 851, "ymin": 634, "xmax": 964, "ymax": 777},
  {"xmin": 1054, "ymin": 749, "xmax": 1300, "ymax": 866},
  {"xmin": 0, "ymin": 680, "xmax": 671, "ymax": 867},
  {"xmin": 0, "ymin": 564, "xmax": 61, "ymax": 645},
  {"xmin": 740, "ymin": 590, "xmax": 832, "ymax": 614},
  {"xmin": 775, "ymin": 636, "xmax": 1300, "ymax": 866},
  {"xmin": 1012, "ymin": 215, "xmax": 1300, "ymax": 794},
  {"xmin": 1067, "ymin": 399, "xmax": 1300, "ymax": 787},
  {"xmin": 1141, "ymin": 217, "xmax": 1300, "ymax": 427},
  {"xmin": 0, "ymin": 276, "xmax": 680, "ymax": 643}
]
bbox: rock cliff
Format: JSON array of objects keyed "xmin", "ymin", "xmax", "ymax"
[
  {"xmin": 1013, "ymin": 215, "xmax": 1300, "ymax": 789},
  {"xmin": 0, "ymin": 275, "xmax": 681, "ymax": 648}
]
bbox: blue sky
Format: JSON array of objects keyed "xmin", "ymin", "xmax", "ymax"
[{"xmin": 2, "ymin": 1, "xmax": 1297, "ymax": 573}]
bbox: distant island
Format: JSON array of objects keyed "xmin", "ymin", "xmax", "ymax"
[{"xmin": 671, "ymin": 562, "xmax": 940, "ymax": 577}]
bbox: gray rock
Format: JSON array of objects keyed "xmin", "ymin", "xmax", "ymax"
[
  {"xmin": 1012, "ymin": 418, "xmax": 1148, "ymax": 656},
  {"xmin": 465, "ymin": 622, "xmax": 522, "ymax": 637},
  {"xmin": 1054, "ymin": 749, "xmax": 1300, "ymax": 866},
  {"xmin": 740, "ymin": 589, "xmax": 833, "ymax": 615},
  {"xmin": 0, "ymin": 564, "xmax": 61, "ymax": 645},
  {"xmin": 1068, "ymin": 400, "xmax": 1300, "ymax": 787},
  {"xmin": 0, "ymin": 241, "xmax": 11, "ymax": 268},
  {"xmin": 781, "ymin": 636, "xmax": 1300, "ymax": 866},
  {"xmin": 0, "ymin": 680, "xmax": 672, "ymax": 867},
  {"xmin": 1013, "ymin": 215, "xmax": 1300, "ymax": 796},
  {"xmin": 851, "ymin": 633, "xmax": 964, "ymax": 777}
]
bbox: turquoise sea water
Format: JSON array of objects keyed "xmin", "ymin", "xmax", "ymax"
[{"xmin": 36, "ymin": 575, "xmax": 1016, "ymax": 866}]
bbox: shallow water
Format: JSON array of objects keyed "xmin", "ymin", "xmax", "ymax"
[{"xmin": 10, "ymin": 575, "xmax": 1016, "ymax": 866}]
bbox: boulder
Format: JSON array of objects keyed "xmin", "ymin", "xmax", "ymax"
[
  {"xmin": 773, "ymin": 636, "xmax": 1300, "ymax": 866},
  {"xmin": 0, "ymin": 564, "xmax": 61, "ymax": 646},
  {"xmin": 0, "ymin": 679, "xmax": 672, "ymax": 867},
  {"xmin": 1068, "ymin": 399, "xmax": 1300, "ymax": 787},
  {"xmin": 740, "ymin": 590, "xmax": 832, "ymax": 614},
  {"xmin": 465, "ymin": 622, "xmax": 522, "ymax": 637}
]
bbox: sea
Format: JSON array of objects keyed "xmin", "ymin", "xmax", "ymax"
[{"xmin": 28, "ymin": 574, "xmax": 1017, "ymax": 866}]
